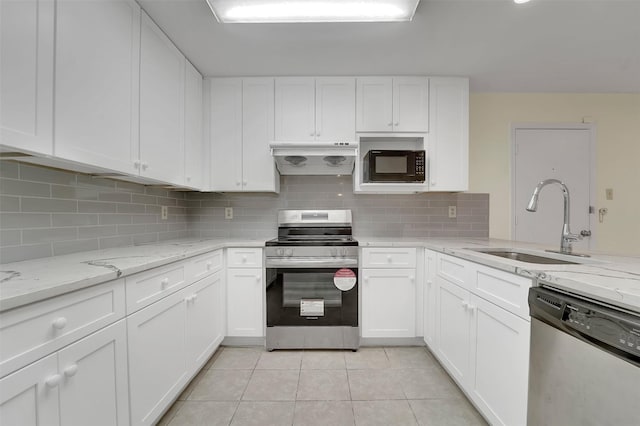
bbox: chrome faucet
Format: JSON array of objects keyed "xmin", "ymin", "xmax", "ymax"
[{"xmin": 526, "ymin": 179, "xmax": 582, "ymax": 254}]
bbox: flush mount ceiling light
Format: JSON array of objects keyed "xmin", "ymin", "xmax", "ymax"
[
  {"xmin": 513, "ymin": 0, "xmax": 531, "ymax": 3},
  {"xmin": 206, "ymin": 0, "xmax": 421, "ymax": 23}
]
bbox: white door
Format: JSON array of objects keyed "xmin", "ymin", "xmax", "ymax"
[
  {"xmin": 393, "ymin": 77, "xmax": 429, "ymax": 132},
  {"xmin": 356, "ymin": 77, "xmax": 392, "ymax": 132},
  {"xmin": 361, "ymin": 269, "xmax": 416, "ymax": 338},
  {"xmin": 513, "ymin": 126, "xmax": 593, "ymax": 251},
  {"xmin": 227, "ymin": 269, "xmax": 263, "ymax": 337},
  {"xmin": 242, "ymin": 78, "xmax": 278, "ymax": 192},
  {"xmin": 139, "ymin": 11, "xmax": 185, "ymax": 185},
  {"xmin": 0, "ymin": 354, "xmax": 59, "ymax": 426},
  {"xmin": 0, "ymin": 0, "xmax": 54, "ymax": 155},
  {"xmin": 315, "ymin": 77, "xmax": 356, "ymax": 142},
  {"xmin": 127, "ymin": 290, "xmax": 187, "ymax": 426},
  {"xmin": 184, "ymin": 61, "xmax": 203, "ymax": 190},
  {"xmin": 274, "ymin": 77, "xmax": 315, "ymax": 141},
  {"xmin": 57, "ymin": 321, "xmax": 129, "ymax": 426},
  {"xmin": 209, "ymin": 78, "xmax": 243, "ymax": 191},
  {"xmin": 54, "ymin": 0, "xmax": 140, "ymax": 174},
  {"xmin": 435, "ymin": 277, "xmax": 471, "ymax": 387}
]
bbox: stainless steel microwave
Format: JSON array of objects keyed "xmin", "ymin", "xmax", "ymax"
[{"xmin": 363, "ymin": 150, "xmax": 426, "ymax": 182}]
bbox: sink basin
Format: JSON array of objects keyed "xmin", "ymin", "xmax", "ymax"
[{"xmin": 470, "ymin": 249, "xmax": 579, "ymax": 265}]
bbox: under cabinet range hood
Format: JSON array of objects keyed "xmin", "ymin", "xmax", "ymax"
[{"xmin": 269, "ymin": 141, "xmax": 357, "ymax": 175}]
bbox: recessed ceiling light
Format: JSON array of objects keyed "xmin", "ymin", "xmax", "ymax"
[
  {"xmin": 206, "ymin": 0, "xmax": 421, "ymax": 23},
  {"xmin": 514, "ymin": 0, "xmax": 531, "ymax": 4}
]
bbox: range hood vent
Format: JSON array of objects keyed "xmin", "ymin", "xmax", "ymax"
[{"xmin": 270, "ymin": 141, "xmax": 357, "ymax": 175}]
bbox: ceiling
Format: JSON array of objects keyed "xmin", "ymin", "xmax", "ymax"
[{"xmin": 138, "ymin": 0, "xmax": 640, "ymax": 92}]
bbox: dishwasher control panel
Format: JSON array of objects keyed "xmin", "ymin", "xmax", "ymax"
[{"xmin": 529, "ymin": 286, "xmax": 640, "ymax": 365}]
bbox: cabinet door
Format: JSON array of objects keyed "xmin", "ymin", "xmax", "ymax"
[
  {"xmin": 356, "ymin": 77, "xmax": 393, "ymax": 132},
  {"xmin": 315, "ymin": 77, "xmax": 356, "ymax": 142},
  {"xmin": 393, "ymin": 77, "xmax": 429, "ymax": 132},
  {"xmin": 127, "ymin": 289, "xmax": 187, "ymax": 426},
  {"xmin": 423, "ymin": 250, "xmax": 437, "ymax": 349},
  {"xmin": 242, "ymin": 78, "xmax": 279, "ymax": 192},
  {"xmin": 361, "ymin": 269, "xmax": 416, "ymax": 338},
  {"xmin": 435, "ymin": 277, "xmax": 471, "ymax": 387},
  {"xmin": 184, "ymin": 61, "xmax": 204, "ymax": 190},
  {"xmin": 139, "ymin": 11, "xmax": 185, "ymax": 185},
  {"xmin": 209, "ymin": 78, "xmax": 243, "ymax": 191},
  {"xmin": 226, "ymin": 268, "xmax": 264, "ymax": 337},
  {"xmin": 428, "ymin": 77, "xmax": 469, "ymax": 191},
  {"xmin": 57, "ymin": 320, "xmax": 129, "ymax": 426},
  {"xmin": 54, "ymin": 0, "xmax": 140, "ymax": 173},
  {"xmin": 0, "ymin": 354, "xmax": 59, "ymax": 426},
  {"xmin": 185, "ymin": 272, "xmax": 223, "ymax": 372},
  {"xmin": 274, "ymin": 77, "xmax": 315, "ymax": 141},
  {"xmin": 468, "ymin": 295, "xmax": 530, "ymax": 426},
  {"xmin": 0, "ymin": 0, "xmax": 54, "ymax": 155}
]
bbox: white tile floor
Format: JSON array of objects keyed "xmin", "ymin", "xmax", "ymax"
[{"xmin": 158, "ymin": 346, "xmax": 487, "ymax": 426}]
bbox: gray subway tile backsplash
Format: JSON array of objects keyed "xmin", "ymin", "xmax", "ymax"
[{"xmin": 0, "ymin": 163, "xmax": 489, "ymax": 263}]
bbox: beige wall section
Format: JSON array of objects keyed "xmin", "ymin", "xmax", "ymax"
[{"xmin": 468, "ymin": 93, "xmax": 640, "ymax": 256}]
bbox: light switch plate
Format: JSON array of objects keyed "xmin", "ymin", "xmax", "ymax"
[
  {"xmin": 161, "ymin": 206, "xmax": 168, "ymax": 220},
  {"xmin": 605, "ymin": 188, "xmax": 613, "ymax": 200}
]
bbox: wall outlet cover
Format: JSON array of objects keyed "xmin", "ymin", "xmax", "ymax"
[
  {"xmin": 448, "ymin": 205, "xmax": 457, "ymax": 218},
  {"xmin": 225, "ymin": 207, "xmax": 233, "ymax": 219}
]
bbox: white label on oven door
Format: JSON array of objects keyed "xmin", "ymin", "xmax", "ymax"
[
  {"xmin": 334, "ymin": 268, "xmax": 357, "ymax": 291},
  {"xmin": 300, "ymin": 299, "xmax": 324, "ymax": 316}
]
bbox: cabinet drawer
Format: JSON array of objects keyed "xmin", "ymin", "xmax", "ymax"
[
  {"xmin": 125, "ymin": 262, "xmax": 187, "ymax": 314},
  {"xmin": 0, "ymin": 279, "xmax": 125, "ymax": 378},
  {"xmin": 188, "ymin": 250, "xmax": 223, "ymax": 282},
  {"xmin": 362, "ymin": 248, "xmax": 417, "ymax": 268},
  {"xmin": 471, "ymin": 264, "xmax": 532, "ymax": 320},
  {"xmin": 436, "ymin": 253, "xmax": 469, "ymax": 288},
  {"xmin": 227, "ymin": 248, "xmax": 262, "ymax": 268}
]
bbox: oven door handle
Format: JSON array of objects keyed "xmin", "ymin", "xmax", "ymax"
[{"xmin": 266, "ymin": 257, "xmax": 358, "ymax": 268}]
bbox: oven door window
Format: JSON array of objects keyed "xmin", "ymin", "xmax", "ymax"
[{"xmin": 266, "ymin": 268, "xmax": 358, "ymax": 327}]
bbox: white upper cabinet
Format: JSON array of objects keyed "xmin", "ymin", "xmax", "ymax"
[
  {"xmin": 242, "ymin": 78, "xmax": 279, "ymax": 191},
  {"xmin": 356, "ymin": 77, "xmax": 428, "ymax": 133},
  {"xmin": 275, "ymin": 77, "xmax": 316, "ymax": 141},
  {"xmin": 209, "ymin": 78, "xmax": 243, "ymax": 191},
  {"xmin": 139, "ymin": 11, "xmax": 185, "ymax": 185},
  {"xmin": 209, "ymin": 78, "xmax": 279, "ymax": 192},
  {"xmin": 0, "ymin": 0, "xmax": 54, "ymax": 155},
  {"xmin": 428, "ymin": 77, "xmax": 469, "ymax": 191},
  {"xmin": 275, "ymin": 77, "xmax": 356, "ymax": 141},
  {"xmin": 315, "ymin": 77, "xmax": 356, "ymax": 142},
  {"xmin": 54, "ymin": 0, "xmax": 140, "ymax": 174},
  {"xmin": 184, "ymin": 61, "xmax": 204, "ymax": 189}
]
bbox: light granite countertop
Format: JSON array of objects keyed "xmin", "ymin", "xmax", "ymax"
[
  {"xmin": 0, "ymin": 238, "xmax": 264, "ymax": 312},
  {"xmin": 2, "ymin": 236, "xmax": 640, "ymax": 315},
  {"xmin": 360, "ymin": 237, "xmax": 640, "ymax": 313}
]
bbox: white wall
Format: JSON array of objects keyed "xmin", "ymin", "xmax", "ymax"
[{"xmin": 469, "ymin": 93, "xmax": 640, "ymax": 256}]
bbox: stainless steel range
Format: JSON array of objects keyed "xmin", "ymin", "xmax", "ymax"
[{"xmin": 265, "ymin": 210, "xmax": 359, "ymax": 351}]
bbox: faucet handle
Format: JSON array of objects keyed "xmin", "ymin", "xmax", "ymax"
[{"xmin": 565, "ymin": 233, "xmax": 582, "ymax": 242}]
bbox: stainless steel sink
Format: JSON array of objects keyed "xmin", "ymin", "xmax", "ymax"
[{"xmin": 470, "ymin": 249, "xmax": 579, "ymax": 265}]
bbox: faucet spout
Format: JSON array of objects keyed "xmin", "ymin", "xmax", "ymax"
[{"xmin": 525, "ymin": 179, "xmax": 581, "ymax": 253}]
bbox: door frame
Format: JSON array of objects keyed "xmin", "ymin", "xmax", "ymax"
[{"xmin": 510, "ymin": 123, "xmax": 597, "ymax": 248}]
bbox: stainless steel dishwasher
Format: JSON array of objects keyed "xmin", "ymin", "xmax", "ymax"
[{"xmin": 528, "ymin": 286, "xmax": 640, "ymax": 425}]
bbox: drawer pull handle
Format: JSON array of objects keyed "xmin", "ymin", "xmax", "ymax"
[
  {"xmin": 52, "ymin": 317, "xmax": 67, "ymax": 330},
  {"xmin": 242, "ymin": 255, "xmax": 247, "ymax": 263},
  {"xmin": 45, "ymin": 374, "xmax": 62, "ymax": 388},
  {"xmin": 409, "ymin": 276, "xmax": 415, "ymax": 282},
  {"xmin": 255, "ymin": 275, "xmax": 261, "ymax": 282},
  {"xmin": 461, "ymin": 301, "xmax": 469, "ymax": 309},
  {"xmin": 63, "ymin": 364, "xmax": 78, "ymax": 378},
  {"xmin": 206, "ymin": 261, "xmax": 213, "ymax": 270},
  {"xmin": 387, "ymin": 255, "xmax": 392, "ymax": 262},
  {"xmin": 161, "ymin": 278, "xmax": 169, "ymax": 288}
]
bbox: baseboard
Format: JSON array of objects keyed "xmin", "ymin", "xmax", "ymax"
[
  {"xmin": 360, "ymin": 337, "xmax": 426, "ymax": 346},
  {"xmin": 222, "ymin": 336, "xmax": 266, "ymax": 347}
]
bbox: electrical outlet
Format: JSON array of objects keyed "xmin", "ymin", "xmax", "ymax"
[
  {"xmin": 225, "ymin": 207, "xmax": 233, "ymax": 220},
  {"xmin": 605, "ymin": 188, "xmax": 613, "ymax": 200},
  {"xmin": 448, "ymin": 206, "xmax": 457, "ymax": 218},
  {"xmin": 161, "ymin": 206, "xmax": 168, "ymax": 220}
]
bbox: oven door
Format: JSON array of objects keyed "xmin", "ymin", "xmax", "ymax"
[{"xmin": 266, "ymin": 267, "xmax": 358, "ymax": 327}]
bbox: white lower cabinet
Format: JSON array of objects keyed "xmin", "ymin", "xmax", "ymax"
[
  {"xmin": 127, "ymin": 288, "xmax": 188, "ymax": 426},
  {"xmin": 0, "ymin": 320, "xmax": 129, "ymax": 426},
  {"xmin": 361, "ymin": 269, "xmax": 416, "ymax": 338},
  {"xmin": 423, "ymin": 250, "xmax": 437, "ymax": 348},
  {"xmin": 0, "ymin": 354, "xmax": 59, "ymax": 426},
  {"xmin": 226, "ymin": 268, "xmax": 264, "ymax": 337},
  {"xmin": 435, "ymin": 277, "xmax": 472, "ymax": 385},
  {"xmin": 428, "ymin": 252, "xmax": 531, "ymax": 426}
]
